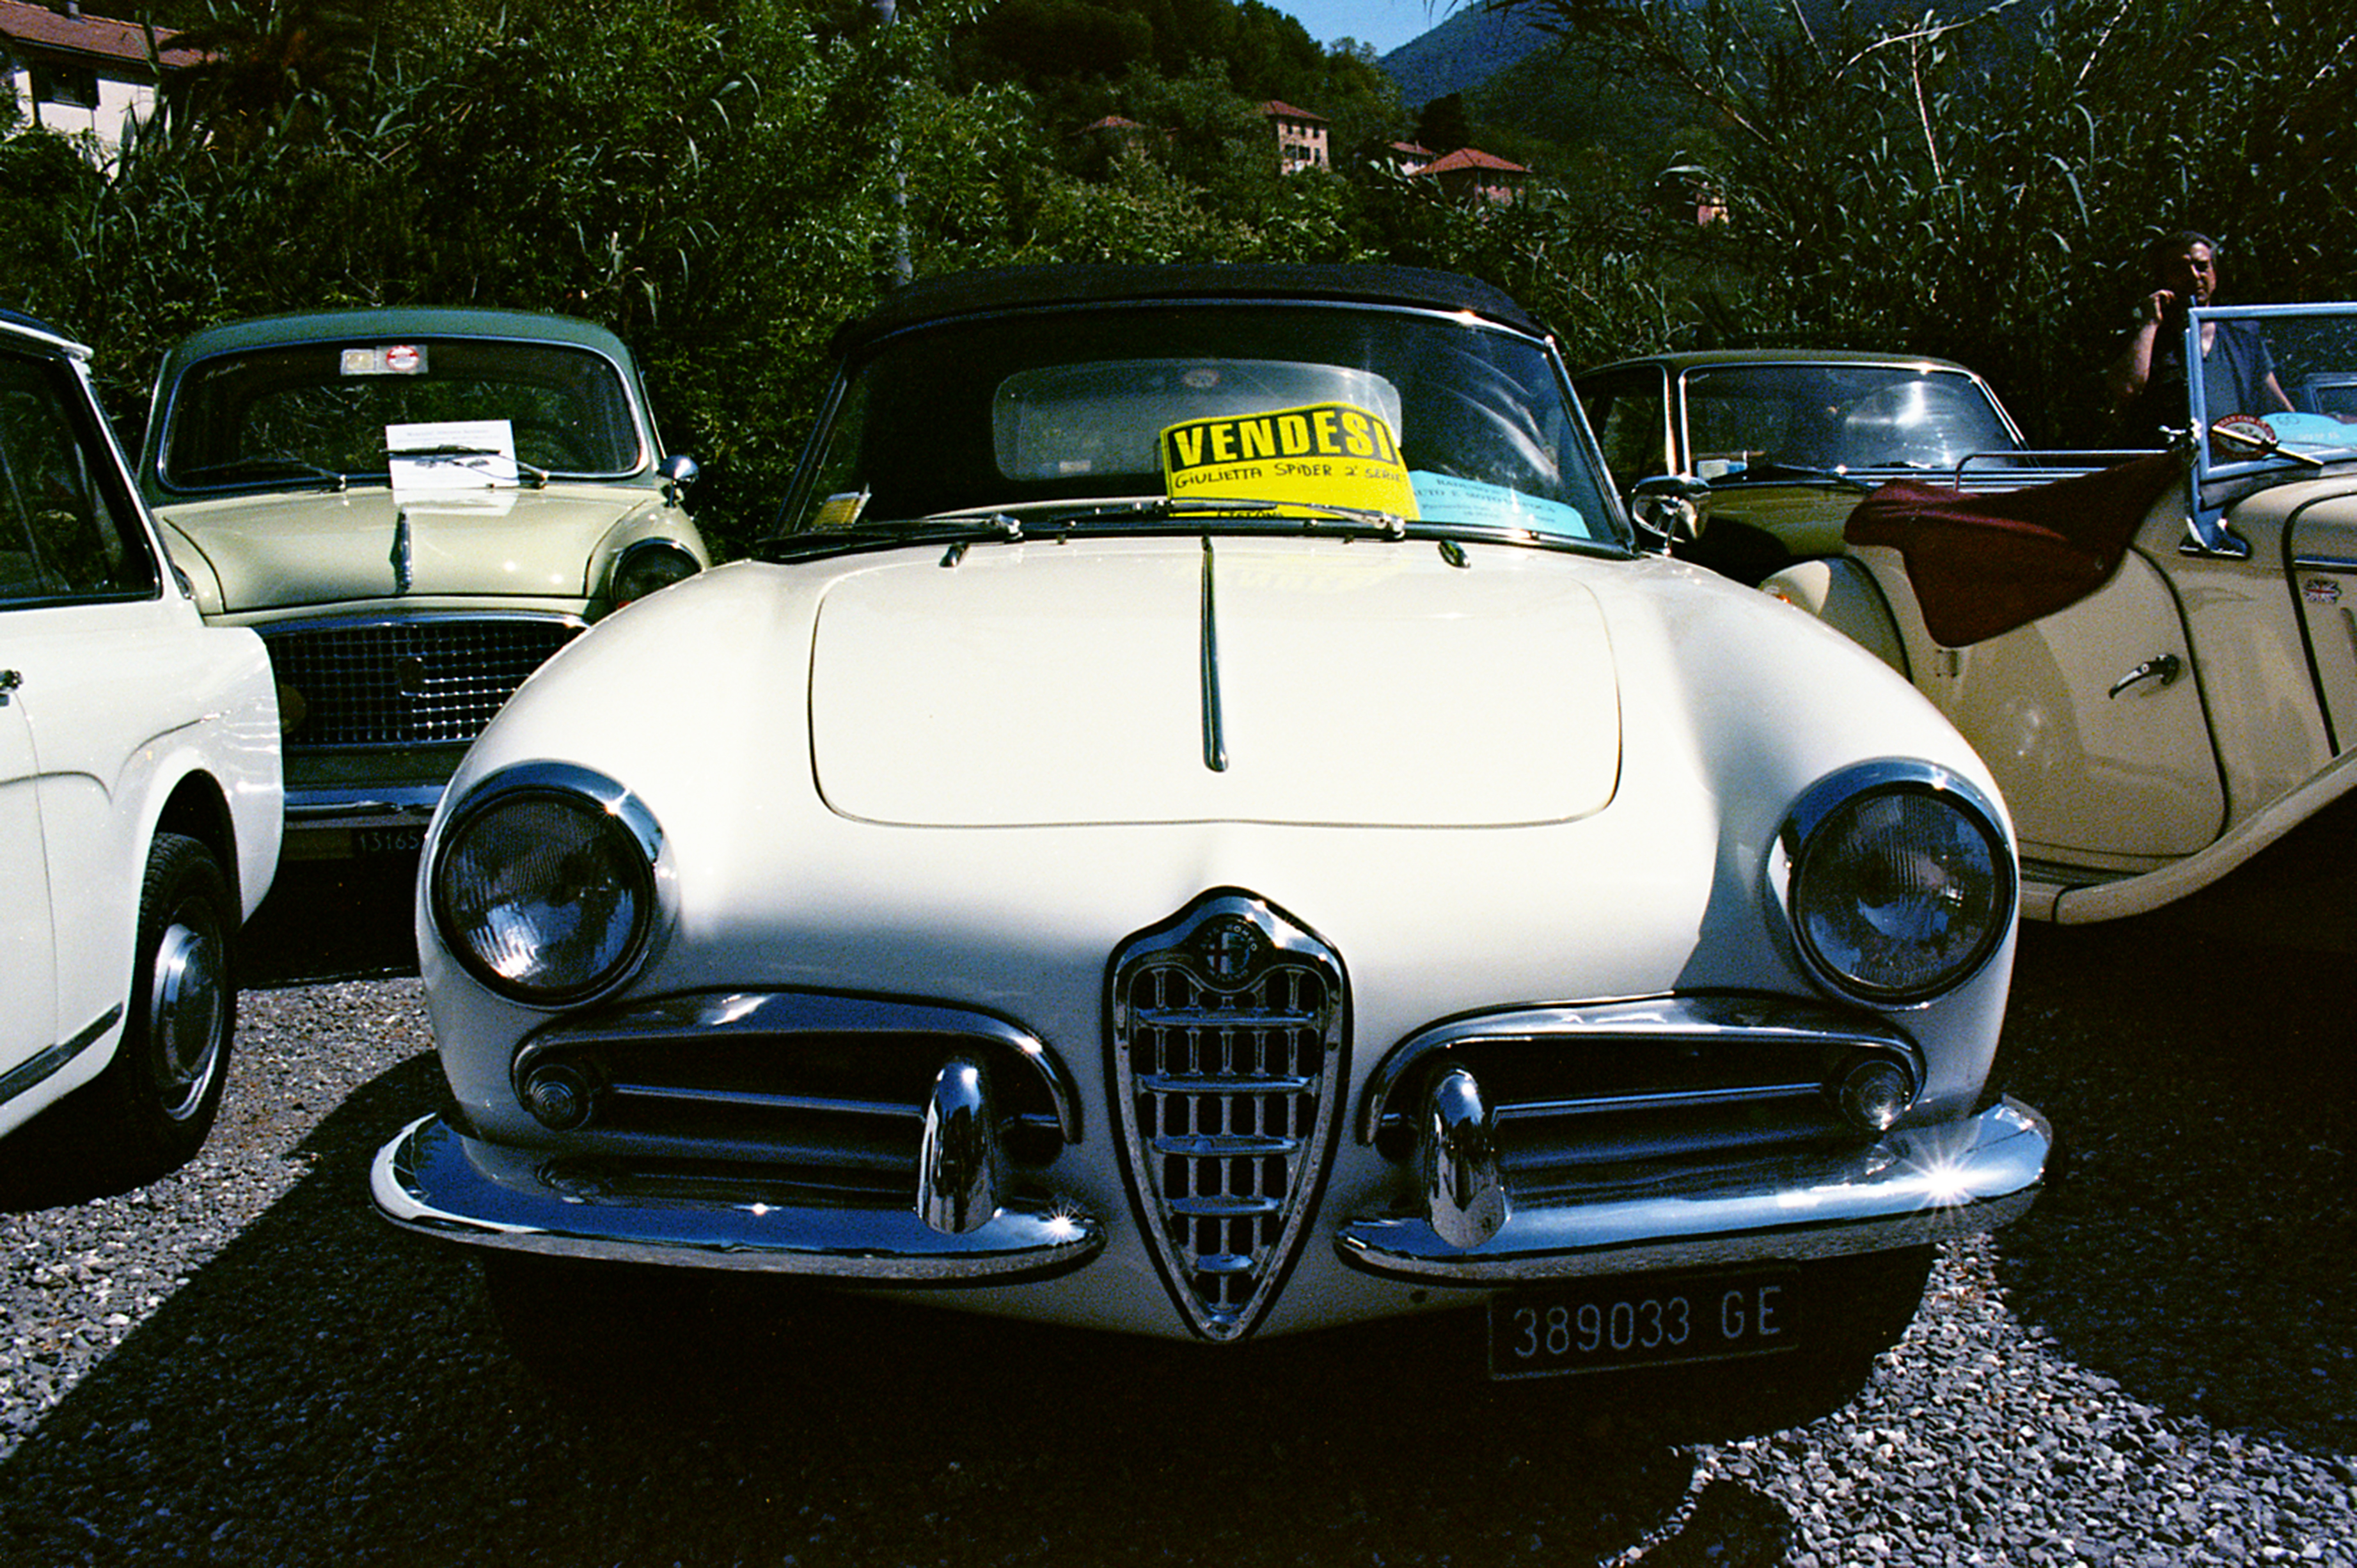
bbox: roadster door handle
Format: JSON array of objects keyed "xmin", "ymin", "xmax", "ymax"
[{"xmin": 2108, "ymin": 654, "xmax": 2182, "ymax": 698}]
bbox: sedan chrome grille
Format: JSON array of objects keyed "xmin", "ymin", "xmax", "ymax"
[
  {"xmin": 263, "ymin": 616, "xmax": 582, "ymax": 749},
  {"xmin": 1110, "ymin": 892, "xmax": 1345, "ymax": 1341}
]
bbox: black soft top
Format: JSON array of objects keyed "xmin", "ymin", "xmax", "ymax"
[{"xmin": 833, "ymin": 263, "xmax": 1545, "ymax": 354}]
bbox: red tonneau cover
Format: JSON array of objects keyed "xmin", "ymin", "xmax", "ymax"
[{"xmin": 1842, "ymin": 451, "xmax": 2185, "ymax": 647}]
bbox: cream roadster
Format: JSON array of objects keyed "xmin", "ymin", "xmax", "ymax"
[
  {"xmin": 370, "ymin": 266, "xmax": 2050, "ymax": 1426},
  {"xmin": 1762, "ymin": 301, "xmax": 2357, "ymax": 924}
]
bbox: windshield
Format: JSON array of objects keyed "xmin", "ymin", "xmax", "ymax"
[
  {"xmin": 2188, "ymin": 304, "xmax": 2357, "ymax": 481},
  {"xmin": 776, "ymin": 302, "xmax": 1621, "ymax": 547},
  {"xmin": 157, "ymin": 337, "xmax": 647, "ymax": 492},
  {"xmin": 1679, "ymin": 363, "xmax": 2021, "ymax": 479}
]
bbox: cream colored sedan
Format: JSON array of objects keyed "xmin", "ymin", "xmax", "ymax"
[
  {"xmin": 137, "ymin": 308, "xmax": 708, "ymax": 862},
  {"xmin": 1763, "ymin": 301, "xmax": 2357, "ymax": 924},
  {"xmin": 0, "ymin": 311, "xmax": 280, "ymax": 1188}
]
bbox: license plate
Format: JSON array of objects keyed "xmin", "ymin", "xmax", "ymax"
[
  {"xmin": 1488, "ymin": 1267, "xmax": 1799, "ymax": 1379},
  {"xmin": 352, "ymin": 825, "xmax": 426, "ymax": 857}
]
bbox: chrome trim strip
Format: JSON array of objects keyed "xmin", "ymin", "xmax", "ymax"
[
  {"xmin": 1335, "ymin": 1098, "xmax": 2048, "ymax": 1282},
  {"xmin": 2292, "ymin": 554, "xmax": 2357, "ymax": 572},
  {"xmin": 1200, "ymin": 536, "xmax": 1227, "ymax": 772},
  {"xmin": 0, "ymin": 1006, "xmax": 122, "ymax": 1108},
  {"xmin": 1359, "ymin": 994, "xmax": 1923, "ymax": 1145},
  {"xmin": 369, "ymin": 1115, "xmax": 1101, "ymax": 1281},
  {"xmin": 251, "ymin": 608, "xmax": 588, "ymax": 636},
  {"xmin": 514, "ymin": 989, "xmax": 1083, "ymax": 1144},
  {"xmin": 284, "ymin": 789, "xmax": 446, "ymax": 820},
  {"xmin": 1497, "ymin": 1081, "xmax": 1824, "ymax": 1121}
]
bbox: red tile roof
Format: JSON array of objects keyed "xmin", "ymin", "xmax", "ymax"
[
  {"xmin": 1259, "ymin": 100, "xmax": 1328, "ymax": 122},
  {"xmin": 1419, "ymin": 147, "xmax": 1529, "ymax": 175},
  {"xmin": 0, "ymin": 0, "xmax": 200, "ymax": 72}
]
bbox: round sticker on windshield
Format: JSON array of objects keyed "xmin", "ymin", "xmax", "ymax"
[
  {"xmin": 1160, "ymin": 403, "xmax": 1419, "ymax": 519},
  {"xmin": 2210, "ymin": 413, "xmax": 2276, "ymax": 459}
]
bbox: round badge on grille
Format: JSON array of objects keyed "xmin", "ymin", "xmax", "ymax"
[
  {"xmin": 1192, "ymin": 914, "xmax": 1263, "ymax": 984},
  {"xmin": 396, "ymin": 655, "xmax": 429, "ymax": 696}
]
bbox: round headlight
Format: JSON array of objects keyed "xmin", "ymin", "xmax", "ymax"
[
  {"xmin": 610, "ymin": 538, "xmax": 702, "ymax": 608},
  {"xmin": 1779, "ymin": 765, "xmax": 2014, "ymax": 1005},
  {"xmin": 431, "ymin": 765, "xmax": 663, "ymax": 1007}
]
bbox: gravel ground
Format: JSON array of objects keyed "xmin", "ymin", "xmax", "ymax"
[{"xmin": 1, "ymin": 913, "xmax": 2351, "ymax": 1567}]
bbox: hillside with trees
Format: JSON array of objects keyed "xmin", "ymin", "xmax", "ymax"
[{"xmin": 3, "ymin": 0, "xmax": 2353, "ymax": 550}]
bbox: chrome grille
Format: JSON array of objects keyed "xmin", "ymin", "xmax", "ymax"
[
  {"xmin": 264, "ymin": 617, "xmax": 582, "ymax": 748},
  {"xmin": 1110, "ymin": 892, "xmax": 1345, "ymax": 1341}
]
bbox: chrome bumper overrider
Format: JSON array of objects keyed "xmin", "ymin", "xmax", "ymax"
[
  {"xmin": 369, "ymin": 1115, "xmax": 1105, "ymax": 1281},
  {"xmin": 1334, "ymin": 1098, "xmax": 2051, "ymax": 1282}
]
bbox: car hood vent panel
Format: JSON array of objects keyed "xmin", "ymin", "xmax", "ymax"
[{"xmin": 1110, "ymin": 891, "xmax": 1346, "ymax": 1341}]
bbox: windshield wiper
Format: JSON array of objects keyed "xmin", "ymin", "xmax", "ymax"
[
  {"xmin": 1025, "ymin": 496, "xmax": 1412, "ymax": 536},
  {"xmin": 755, "ymin": 496, "xmax": 1625, "ymax": 563},
  {"xmin": 1715, "ymin": 462, "xmax": 1875, "ymax": 492},
  {"xmin": 384, "ymin": 443, "xmax": 551, "ymax": 489},
  {"xmin": 2207, "ymin": 419, "xmax": 2333, "ymax": 469},
  {"xmin": 756, "ymin": 515, "xmax": 1025, "ymax": 561},
  {"xmin": 757, "ymin": 500, "xmax": 1405, "ymax": 561},
  {"xmin": 175, "ymin": 455, "xmax": 353, "ymax": 491}
]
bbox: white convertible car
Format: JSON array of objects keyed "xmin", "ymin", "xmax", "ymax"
[
  {"xmin": 372, "ymin": 266, "xmax": 2050, "ymax": 1425},
  {"xmin": 0, "ymin": 310, "xmax": 280, "ymax": 1190}
]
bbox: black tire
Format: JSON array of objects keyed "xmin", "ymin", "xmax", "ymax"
[{"xmin": 51, "ymin": 833, "xmax": 238, "ymax": 1192}]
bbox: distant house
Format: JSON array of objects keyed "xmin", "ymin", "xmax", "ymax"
[
  {"xmin": 1, "ymin": 0, "xmax": 198, "ymax": 155},
  {"xmin": 1076, "ymin": 114, "xmax": 1152, "ymax": 142},
  {"xmin": 1260, "ymin": 100, "xmax": 1328, "ymax": 174},
  {"xmin": 1385, "ymin": 140, "xmax": 1436, "ymax": 176},
  {"xmin": 1415, "ymin": 146, "xmax": 1531, "ymax": 206}
]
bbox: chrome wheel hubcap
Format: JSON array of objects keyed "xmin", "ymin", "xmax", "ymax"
[{"xmin": 148, "ymin": 913, "xmax": 226, "ymax": 1122}]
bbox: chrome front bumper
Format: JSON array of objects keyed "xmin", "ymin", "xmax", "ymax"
[
  {"xmin": 370, "ymin": 1114, "xmax": 1106, "ymax": 1282},
  {"xmin": 1334, "ymin": 1097, "xmax": 2051, "ymax": 1282},
  {"xmin": 374, "ymin": 1095, "xmax": 2047, "ymax": 1294}
]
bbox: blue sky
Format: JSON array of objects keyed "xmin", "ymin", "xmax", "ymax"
[{"xmin": 1263, "ymin": 0, "xmax": 1448, "ymax": 54}]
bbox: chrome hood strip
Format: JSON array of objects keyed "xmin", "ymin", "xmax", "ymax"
[{"xmin": 1200, "ymin": 535, "xmax": 1227, "ymax": 772}]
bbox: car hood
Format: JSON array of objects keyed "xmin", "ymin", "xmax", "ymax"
[
  {"xmin": 804, "ymin": 539, "xmax": 1621, "ymax": 828},
  {"xmin": 155, "ymin": 484, "xmax": 657, "ymax": 612}
]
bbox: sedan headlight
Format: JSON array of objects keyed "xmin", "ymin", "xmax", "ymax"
[
  {"xmin": 1775, "ymin": 762, "xmax": 2014, "ymax": 1005},
  {"xmin": 430, "ymin": 764, "xmax": 666, "ymax": 1007},
  {"xmin": 609, "ymin": 538, "xmax": 702, "ymax": 608}
]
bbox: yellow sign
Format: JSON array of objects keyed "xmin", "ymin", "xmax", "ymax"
[{"xmin": 1159, "ymin": 402, "xmax": 1419, "ymax": 518}]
